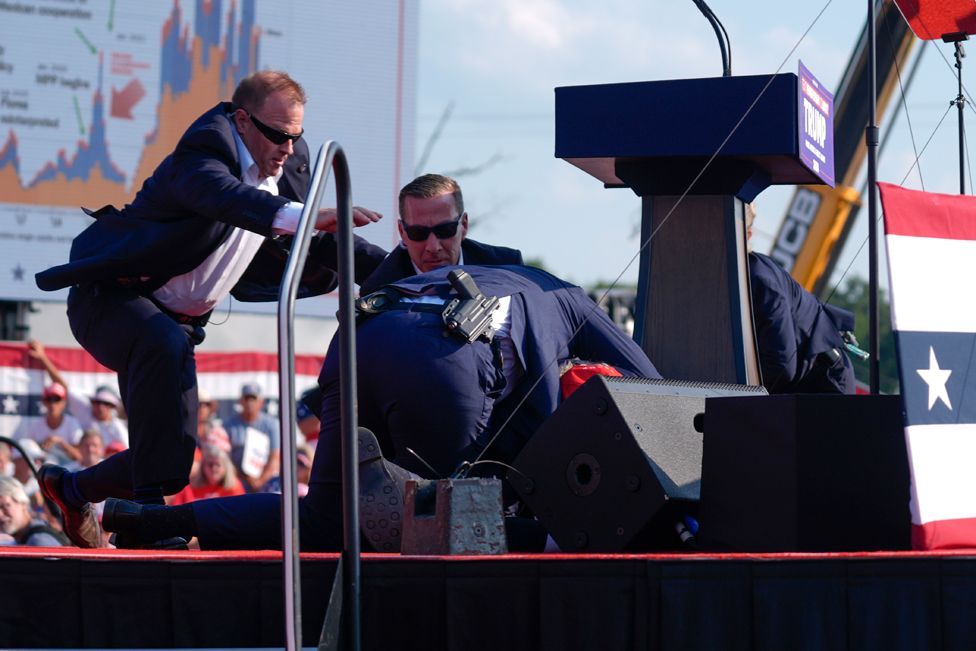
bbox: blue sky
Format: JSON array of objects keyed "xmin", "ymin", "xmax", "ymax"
[{"xmin": 415, "ymin": 0, "xmax": 968, "ymax": 292}]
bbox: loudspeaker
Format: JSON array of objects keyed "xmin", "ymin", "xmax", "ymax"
[
  {"xmin": 510, "ymin": 375, "xmax": 766, "ymax": 552},
  {"xmin": 697, "ymin": 394, "xmax": 911, "ymax": 552}
]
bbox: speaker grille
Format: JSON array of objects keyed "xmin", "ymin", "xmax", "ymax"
[{"xmin": 605, "ymin": 375, "xmax": 768, "ymax": 396}]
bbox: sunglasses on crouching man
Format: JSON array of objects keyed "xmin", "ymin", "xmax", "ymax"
[
  {"xmin": 242, "ymin": 110, "xmax": 304, "ymax": 145},
  {"xmin": 399, "ymin": 215, "xmax": 463, "ymax": 242}
]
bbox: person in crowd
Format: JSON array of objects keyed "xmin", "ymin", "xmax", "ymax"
[
  {"xmin": 196, "ymin": 390, "xmax": 230, "ymax": 454},
  {"xmin": 358, "ymin": 173, "xmax": 523, "ymax": 294},
  {"xmin": 19, "ymin": 382, "xmax": 83, "ymax": 466},
  {"xmin": 746, "ymin": 204, "xmax": 856, "ymax": 394},
  {"xmin": 223, "ymin": 383, "xmax": 280, "ymax": 492},
  {"xmin": 10, "ymin": 439, "xmax": 46, "ymax": 511},
  {"xmin": 296, "ymin": 448, "xmax": 312, "ymax": 496},
  {"xmin": 79, "ymin": 387, "xmax": 129, "ymax": 450},
  {"xmin": 71, "ymin": 430, "xmax": 106, "ymax": 471},
  {"xmin": 259, "ymin": 445, "xmax": 314, "ymax": 497},
  {"xmin": 26, "ymin": 341, "xmax": 128, "ymax": 450},
  {"xmin": 0, "ymin": 476, "xmax": 68, "ymax": 547},
  {"xmin": 0, "ymin": 442, "xmax": 12, "ymax": 478},
  {"xmin": 101, "ymin": 265, "xmax": 659, "ymax": 552},
  {"xmin": 296, "ymin": 388, "xmax": 321, "ymax": 452},
  {"xmin": 31, "ymin": 70, "xmax": 387, "ymax": 548},
  {"xmin": 168, "ymin": 445, "xmax": 245, "ymax": 506}
]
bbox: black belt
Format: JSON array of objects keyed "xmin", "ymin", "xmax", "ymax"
[
  {"xmin": 111, "ymin": 279, "xmax": 212, "ymax": 328},
  {"xmin": 356, "ymin": 289, "xmax": 445, "ymax": 317},
  {"xmin": 151, "ymin": 300, "xmax": 211, "ymax": 328},
  {"xmin": 80, "ymin": 279, "xmax": 212, "ymax": 329},
  {"xmin": 357, "ymin": 271, "xmax": 499, "ymax": 343},
  {"xmin": 374, "ymin": 300, "xmax": 443, "ymax": 315}
]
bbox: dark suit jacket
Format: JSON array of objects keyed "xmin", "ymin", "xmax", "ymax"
[
  {"xmin": 36, "ymin": 102, "xmax": 386, "ymax": 300},
  {"xmin": 357, "ymin": 238, "xmax": 523, "ymax": 295},
  {"xmin": 317, "ymin": 264, "xmax": 660, "ymax": 473},
  {"xmin": 749, "ymin": 252, "xmax": 855, "ymax": 394}
]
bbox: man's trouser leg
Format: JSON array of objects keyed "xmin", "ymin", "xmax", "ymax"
[{"xmin": 67, "ymin": 283, "xmax": 197, "ymax": 502}]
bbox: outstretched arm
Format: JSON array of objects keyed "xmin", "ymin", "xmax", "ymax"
[{"xmin": 27, "ymin": 340, "xmax": 69, "ymax": 390}]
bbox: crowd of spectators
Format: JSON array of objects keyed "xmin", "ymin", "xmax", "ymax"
[{"xmin": 0, "ymin": 340, "xmax": 316, "ymax": 548}]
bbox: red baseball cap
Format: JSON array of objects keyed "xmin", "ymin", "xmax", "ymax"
[{"xmin": 42, "ymin": 383, "xmax": 67, "ymax": 401}]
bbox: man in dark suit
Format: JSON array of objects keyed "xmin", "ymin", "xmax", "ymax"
[
  {"xmin": 750, "ymin": 251, "xmax": 856, "ymax": 394},
  {"xmin": 358, "ymin": 173, "xmax": 523, "ymax": 295},
  {"xmin": 34, "ymin": 71, "xmax": 387, "ymax": 548},
  {"xmin": 101, "ymin": 265, "xmax": 660, "ymax": 552},
  {"xmin": 745, "ymin": 204, "xmax": 856, "ymax": 395}
]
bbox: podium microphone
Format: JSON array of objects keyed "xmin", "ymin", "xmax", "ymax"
[{"xmin": 691, "ymin": 0, "xmax": 732, "ymax": 77}]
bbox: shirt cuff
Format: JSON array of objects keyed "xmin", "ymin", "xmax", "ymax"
[{"xmin": 271, "ymin": 201, "xmax": 303, "ymax": 235}]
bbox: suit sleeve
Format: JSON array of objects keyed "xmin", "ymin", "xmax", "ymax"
[
  {"xmin": 166, "ymin": 124, "xmax": 288, "ymax": 235},
  {"xmin": 750, "ymin": 257, "xmax": 799, "ymax": 392},
  {"xmin": 307, "ymin": 232, "xmax": 389, "ymax": 286},
  {"xmin": 231, "ymin": 232, "xmax": 389, "ymax": 302},
  {"xmin": 567, "ymin": 287, "xmax": 661, "ymax": 378}
]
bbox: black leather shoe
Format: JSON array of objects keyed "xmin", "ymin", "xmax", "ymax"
[
  {"xmin": 102, "ymin": 497, "xmax": 142, "ymax": 534},
  {"xmin": 358, "ymin": 427, "xmax": 421, "ymax": 553},
  {"xmin": 37, "ymin": 464, "xmax": 103, "ymax": 548},
  {"xmin": 103, "ymin": 499, "xmax": 189, "ymax": 550}
]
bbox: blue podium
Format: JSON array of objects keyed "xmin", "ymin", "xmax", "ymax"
[{"xmin": 556, "ymin": 73, "xmax": 831, "ymax": 384}]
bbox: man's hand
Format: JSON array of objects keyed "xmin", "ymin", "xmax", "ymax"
[{"xmin": 314, "ymin": 206, "xmax": 382, "ymax": 233}]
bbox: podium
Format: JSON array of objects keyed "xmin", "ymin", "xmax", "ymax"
[{"xmin": 556, "ymin": 73, "xmax": 831, "ymax": 384}]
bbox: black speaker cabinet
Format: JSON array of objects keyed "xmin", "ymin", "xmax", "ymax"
[
  {"xmin": 510, "ymin": 375, "xmax": 765, "ymax": 552},
  {"xmin": 698, "ymin": 394, "xmax": 911, "ymax": 552}
]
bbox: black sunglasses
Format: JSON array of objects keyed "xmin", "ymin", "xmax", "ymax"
[
  {"xmin": 400, "ymin": 215, "xmax": 463, "ymax": 242},
  {"xmin": 245, "ymin": 111, "xmax": 303, "ymax": 145}
]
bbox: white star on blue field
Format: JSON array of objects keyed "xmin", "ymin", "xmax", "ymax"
[
  {"xmin": 917, "ymin": 346, "xmax": 952, "ymax": 411},
  {"xmin": 898, "ymin": 332, "xmax": 976, "ymax": 426},
  {"xmin": 2, "ymin": 394, "xmax": 20, "ymax": 415}
]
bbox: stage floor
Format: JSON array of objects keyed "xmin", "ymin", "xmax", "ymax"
[{"xmin": 2, "ymin": 547, "xmax": 976, "ymax": 650}]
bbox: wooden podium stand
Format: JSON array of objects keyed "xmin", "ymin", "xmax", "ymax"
[{"xmin": 556, "ymin": 74, "xmax": 830, "ymax": 384}]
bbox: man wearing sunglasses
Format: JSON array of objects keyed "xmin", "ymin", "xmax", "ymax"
[
  {"xmin": 34, "ymin": 70, "xmax": 387, "ymax": 548},
  {"xmin": 359, "ymin": 174, "xmax": 523, "ymax": 295}
]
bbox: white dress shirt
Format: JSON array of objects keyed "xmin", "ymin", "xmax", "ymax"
[{"xmin": 152, "ymin": 128, "xmax": 304, "ymax": 316}]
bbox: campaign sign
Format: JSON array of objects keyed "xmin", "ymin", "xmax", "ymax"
[{"xmin": 797, "ymin": 61, "xmax": 836, "ymax": 187}]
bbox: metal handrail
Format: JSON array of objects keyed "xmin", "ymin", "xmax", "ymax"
[
  {"xmin": 277, "ymin": 141, "xmax": 359, "ymax": 651},
  {"xmin": 0, "ymin": 435, "xmax": 65, "ymax": 529},
  {"xmin": 0, "ymin": 436, "xmax": 41, "ymax": 477}
]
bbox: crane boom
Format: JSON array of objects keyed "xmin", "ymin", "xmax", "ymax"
[{"xmin": 770, "ymin": 0, "xmax": 916, "ymax": 294}]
